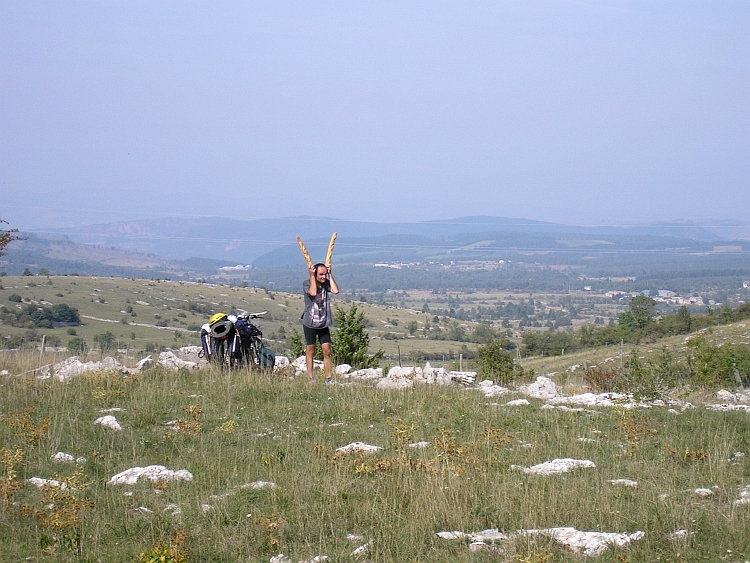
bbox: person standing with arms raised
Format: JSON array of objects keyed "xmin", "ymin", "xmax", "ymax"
[
  {"xmin": 297, "ymin": 234, "xmax": 339, "ymax": 383},
  {"xmin": 302, "ymin": 263, "xmax": 339, "ymax": 383}
]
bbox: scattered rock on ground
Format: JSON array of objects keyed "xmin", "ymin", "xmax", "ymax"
[
  {"xmin": 176, "ymin": 345, "xmax": 207, "ymax": 365},
  {"xmin": 521, "ymin": 527, "xmax": 645, "ymax": 557},
  {"xmin": 609, "ymin": 479, "xmax": 638, "ymax": 487},
  {"xmin": 475, "ymin": 380, "xmax": 511, "ymax": 397},
  {"xmin": 733, "ymin": 485, "xmax": 750, "ymax": 505},
  {"xmin": 376, "ymin": 377, "xmax": 413, "ymax": 390},
  {"xmin": 514, "ymin": 458, "xmax": 595, "ymax": 475},
  {"xmin": 519, "ymin": 376, "xmax": 560, "ymax": 399},
  {"xmin": 387, "ymin": 366, "xmax": 420, "ymax": 378},
  {"xmin": 505, "ymin": 399, "xmax": 530, "ymax": 406},
  {"xmin": 336, "ymin": 442, "xmax": 383, "ymax": 454},
  {"xmin": 108, "ymin": 465, "xmax": 193, "ymax": 486},
  {"xmin": 37, "ymin": 356, "xmax": 132, "ymax": 382},
  {"xmin": 95, "ymin": 415, "xmax": 122, "ymax": 431},
  {"xmin": 51, "ymin": 452, "xmax": 87, "ymax": 463},
  {"xmin": 291, "ymin": 355, "xmax": 323, "ymax": 376},
  {"xmin": 450, "ymin": 371, "xmax": 477, "ymax": 385},
  {"xmin": 273, "ymin": 355, "xmax": 290, "ymax": 370},
  {"xmin": 717, "ymin": 389, "xmax": 750, "ymax": 404},
  {"xmin": 706, "ymin": 403, "xmax": 750, "ymax": 412},
  {"xmin": 347, "ymin": 368, "xmax": 383, "ymax": 380},
  {"xmin": 419, "ymin": 362, "xmax": 452, "ymax": 385},
  {"xmin": 438, "ymin": 527, "xmax": 643, "ymax": 557},
  {"xmin": 157, "ymin": 351, "xmax": 197, "ymax": 370},
  {"xmin": 27, "ymin": 477, "xmax": 67, "ymax": 489}
]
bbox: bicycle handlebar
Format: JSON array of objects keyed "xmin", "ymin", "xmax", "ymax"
[{"xmin": 239, "ymin": 311, "xmax": 267, "ymax": 319}]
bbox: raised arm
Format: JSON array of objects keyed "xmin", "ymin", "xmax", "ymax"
[
  {"xmin": 308, "ymin": 264, "xmax": 318, "ymax": 296},
  {"xmin": 327, "ymin": 266, "xmax": 339, "ymax": 295}
]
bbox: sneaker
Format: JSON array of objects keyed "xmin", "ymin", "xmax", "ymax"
[{"xmin": 325, "ymin": 377, "xmax": 334, "ymax": 385}]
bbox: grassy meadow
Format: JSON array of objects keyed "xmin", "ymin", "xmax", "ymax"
[
  {"xmin": 1, "ymin": 275, "xmax": 750, "ymax": 561},
  {"xmin": 0, "ymin": 275, "xmax": 483, "ymax": 362},
  {"xmin": 1, "ymin": 353, "xmax": 749, "ymax": 562}
]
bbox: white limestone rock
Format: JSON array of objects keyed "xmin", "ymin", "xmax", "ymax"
[
  {"xmin": 137, "ymin": 355, "xmax": 153, "ymax": 370},
  {"xmin": 449, "ymin": 371, "xmax": 477, "ymax": 385},
  {"xmin": 273, "ymin": 355, "xmax": 290, "ymax": 370},
  {"xmin": 27, "ymin": 477, "xmax": 67, "ymax": 489},
  {"xmin": 108, "ymin": 465, "xmax": 193, "ymax": 486},
  {"xmin": 347, "ymin": 368, "xmax": 383, "ymax": 380},
  {"xmin": 476, "ymin": 380, "xmax": 511, "ymax": 397},
  {"xmin": 336, "ymin": 442, "xmax": 383, "ymax": 454},
  {"xmin": 522, "ymin": 527, "xmax": 644, "ymax": 557},
  {"xmin": 37, "ymin": 355, "xmax": 131, "ymax": 382},
  {"xmin": 157, "ymin": 350, "xmax": 197, "ymax": 370},
  {"xmin": 95, "ymin": 415, "xmax": 122, "ymax": 431},
  {"xmin": 717, "ymin": 389, "xmax": 750, "ymax": 404},
  {"xmin": 176, "ymin": 345, "xmax": 207, "ymax": 365},
  {"xmin": 387, "ymin": 366, "xmax": 420, "ymax": 378},
  {"xmin": 51, "ymin": 451, "xmax": 86, "ymax": 463},
  {"xmin": 518, "ymin": 458, "xmax": 596, "ymax": 475},
  {"xmin": 419, "ymin": 362, "xmax": 452, "ymax": 385},
  {"xmin": 609, "ymin": 479, "xmax": 638, "ymax": 488},
  {"xmin": 505, "ymin": 399, "xmax": 530, "ymax": 406},
  {"xmin": 733, "ymin": 485, "xmax": 750, "ymax": 506},
  {"xmin": 376, "ymin": 377, "xmax": 413, "ymax": 390},
  {"xmin": 519, "ymin": 376, "xmax": 560, "ymax": 399},
  {"xmin": 291, "ymin": 355, "xmax": 323, "ymax": 376}
]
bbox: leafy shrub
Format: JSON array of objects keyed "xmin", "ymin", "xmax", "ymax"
[
  {"xmin": 688, "ymin": 336, "xmax": 750, "ymax": 388},
  {"xmin": 93, "ymin": 331, "xmax": 117, "ymax": 351},
  {"xmin": 187, "ymin": 301, "xmax": 212, "ymax": 315},
  {"xmin": 332, "ymin": 303, "xmax": 384, "ymax": 368},
  {"xmin": 583, "ymin": 367, "xmax": 620, "ymax": 393},
  {"xmin": 7, "ymin": 293, "xmax": 21, "ymax": 302},
  {"xmin": 477, "ymin": 337, "xmax": 523, "ymax": 383},
  {"xmin": 288, "ymin": 329, "xmax": 306, "ymax": 359},
  {"xmin": 67, "ymin": 337, "xmax": 87, "ymax": 355},
  {"xmin": 0, "ymin": 302, "xmax": 79, "ymax": 328}
]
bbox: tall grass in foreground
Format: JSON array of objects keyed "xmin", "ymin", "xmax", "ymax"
[{"xmin": 0, "ymin": 353, "xmax": 748, "ymax": 562}]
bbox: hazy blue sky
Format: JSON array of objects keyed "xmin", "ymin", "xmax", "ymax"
[{"xmin": 1, "ymin": 1, "xmax": 748, "ymax": 229}]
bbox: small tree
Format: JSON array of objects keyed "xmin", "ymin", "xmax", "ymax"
[
  {"xmin": 67, "ymin": 337, "xmax": 88, "ymax": 355},
  {"xmin": 477, "ymin": 337, "xmax": 522, "ymax": 383},
  {"xmin": 51, "ymin": 303, "xmax": 80, "ymax": 324},
  {"xmin": 619, "ymin": 296, "xmax": 657, "ymax": 331},
  {"xmin": 332, "ymin": 303, "xmax": 384, "ymax": 368},
  {"xmin": 0, "ymin": 219, "xmax": 23, "ymax": 257},
  {"xmin": 93, "ymin": 331, "xmax": 117, "ymax": 351}
]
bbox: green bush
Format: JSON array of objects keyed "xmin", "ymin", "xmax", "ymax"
[
  {"xmin": 67, "ymin": 337, "xmax": 87, "ymax": 355},
  {"xmin": 93, "ymin": 331, "xmax": 117, "ymax": 351},
  {"xmin": 332, "ymin": 303, "xmax": 384, "ymax": 368},
  {"xmin": 688, "ymin": 336, "xmax": 750, "ymax": 387},
  {"xmin": 477, "ymin": 337, "xmax": 523, "ymax": 383}
]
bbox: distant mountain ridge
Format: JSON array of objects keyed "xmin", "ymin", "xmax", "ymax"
[
  {"xmin": 0, "ymin": 232, "xmax": 233, "ymax": 278},
  {"xmin": 34, "ymin": 215, "xmax": 749, "ymax": 265}
]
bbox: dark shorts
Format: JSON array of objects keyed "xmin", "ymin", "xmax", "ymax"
[{"xmin": 303, "ymin": 325, "xmax": 331, "ymax": 346}]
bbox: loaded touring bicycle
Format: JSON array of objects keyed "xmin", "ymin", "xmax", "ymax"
[{"xmin": 199, "ymin": 312, "xmax": 275, "ymax": 370}]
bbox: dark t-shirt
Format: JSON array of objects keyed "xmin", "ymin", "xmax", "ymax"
[{"xmin": 302, "ymin": 279, "xmax": 332, "ymax": 329}]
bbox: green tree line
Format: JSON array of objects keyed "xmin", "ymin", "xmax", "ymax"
[{"xmin": 521, "ymin": 298, "xmax": 750, "ymax": 357}]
